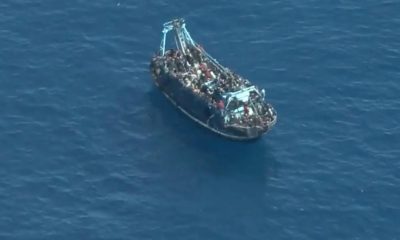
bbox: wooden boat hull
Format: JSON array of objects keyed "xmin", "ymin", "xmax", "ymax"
[{"xmin": 150, "ymin": 69, "xmax": 276, "ymax": 141}]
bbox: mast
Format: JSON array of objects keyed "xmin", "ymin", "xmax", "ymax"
[{"xmin": 159, "ymin": 18, "xmax": 194, "ymax": 56}]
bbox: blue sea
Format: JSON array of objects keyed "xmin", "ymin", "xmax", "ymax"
[{"xmin": 1, "ymin": 0, "xmax": 400, "ymax": 239}]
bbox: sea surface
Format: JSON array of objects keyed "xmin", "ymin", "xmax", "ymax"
[{"xmin": 1, "ymin": 0, "xmax": 400, "ymax": 239}]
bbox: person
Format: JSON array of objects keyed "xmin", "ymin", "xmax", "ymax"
[
  {"xmin": 216, "ymin": 99, "xmax": 225, "ymax": 116},
  {"xmin": 186, "ymin": 53, "xmax": 194, "ymax": 66},
  {"xmin": 232, "ymin": 97, "xmax": 239, "ymax": 109},
  {"xmin": 205, "ymin": 69, "xmax": 212, "ymax": 79},
  {"xmin": 217, "ymin": 99, "xmax": 224, "ymax": 110},
  {"xmin": 244, "ymin": 103, "xmax": 249, "ymax": 116}
]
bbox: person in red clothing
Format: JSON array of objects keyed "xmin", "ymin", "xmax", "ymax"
[
  {"xmin": 216, "ymin": 99, "xmax": 225, "ymax": 116},
  {"xmin": 243, "ymin": 103, "xmax": 249, "ymax": 115}
]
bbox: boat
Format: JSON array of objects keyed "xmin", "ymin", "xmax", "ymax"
[{"xmin": 149, "ymin": 18, "xmax": 277, "ymax": 140}]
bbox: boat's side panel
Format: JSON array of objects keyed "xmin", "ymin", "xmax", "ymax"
[{"xmin": 156, "ymin": 74, "xmax": 215, "ymax": 123}]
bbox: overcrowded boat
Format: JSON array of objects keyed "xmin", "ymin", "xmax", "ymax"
[{"xmin": 149, "ymin": 18, "xmax": 277, "ymax": 140}]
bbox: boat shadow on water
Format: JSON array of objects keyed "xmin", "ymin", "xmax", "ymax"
[{"xmin": 146, "ymin": 87, "xmax": 280, "ymax": 180}]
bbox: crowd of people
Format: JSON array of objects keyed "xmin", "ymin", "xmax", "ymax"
[
  {"xmin": 224, "ymin": 93, "xmax": 275, "ymax": 127},
  {"xmin": 151, "ymin": 46, "xmax": 275, "ymax": 127},
  {"xmin": 154, "ymin": 47, "xmax": 251, "ymax": 94}
]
